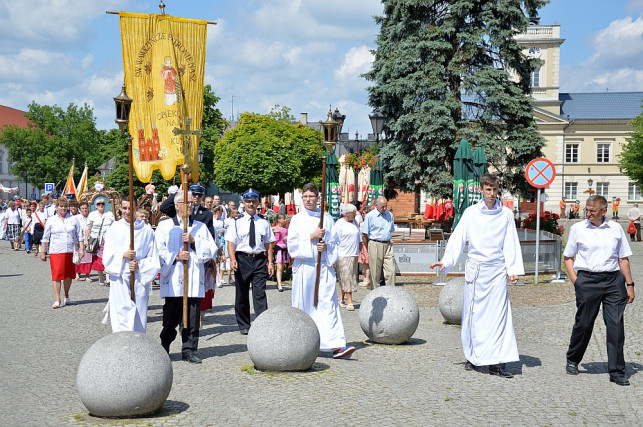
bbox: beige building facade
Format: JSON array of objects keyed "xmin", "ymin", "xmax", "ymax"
[{"xmin": 516, "ymin": 20, "xmax": 643, "ymax": 214}]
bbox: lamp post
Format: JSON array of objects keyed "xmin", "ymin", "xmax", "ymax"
[
  {"xmin": 353, "ymin": 131, "xmax": 360, "ymax": 203},
  {"xmin": 113, "ymin": 84, "xmax": 135, "ymax": 301},
  {"xmin": 587, "ymin": 178, "xmax": 593, "ymax": 194},
  {"xmin": 369, "ymin": 108, "xmax": 386, "ymax": 145},
  {"xmin": 314, "ymin": 109, "xmax": 340, "ymax": 307}
]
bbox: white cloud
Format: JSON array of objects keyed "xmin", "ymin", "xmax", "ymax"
[
  {"xmin": 626, "ymin": 0, "xmax": 643, "ymax": 13},
  {"xmin": 0, "ymin": 49, "xmax": 91, "ymax": 86},
  {"xmin": 334, "ymin": 45, "xmax": 374, "ymax": 86},
  {"xmin": 561, "ymin": 16, "xmax": 643, "ymax": 92}
]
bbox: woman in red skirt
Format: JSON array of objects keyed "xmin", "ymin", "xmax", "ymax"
[{"xmin": 40, "ymin": 199, "xmax": 85, "ymax": 309}]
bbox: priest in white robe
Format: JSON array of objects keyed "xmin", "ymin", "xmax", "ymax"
[
  {"xmin": 431, "ymin": 174, "xmax": 523, "ymax": 378},
  {"xmin": 156, "ymin": 189, "xmax": 217, "ymax": 363},
  {"xmin": 288, "ymin": 183, "xmax": 355, "ymax": 359},
  {"xmin": 102, "ymin": 196, "xmax": 160, "ymax": 333}
]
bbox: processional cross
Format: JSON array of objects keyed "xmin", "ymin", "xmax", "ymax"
[{"xmin": 173, "ymin": 116, "xmax": 202, "ymax": 173}]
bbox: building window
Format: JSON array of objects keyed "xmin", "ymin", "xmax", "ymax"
[
  {"xmin": 596, "ymin": 143, "xmax": 611, "ymax": 163},
  {"xmin": 565, "ymin": 144, "xmax": 579, "ymax": 163},
  {"xmin": 530, "ymin": 67, "xmax": 540, "ymax": 87},
  {"xmin": 596, "ymin": 182, "xmax": 609, "ymax": 198},
  {"xmin": 629, "ymin": 182, "xmax": 642, "ymax": 201},
  {"xmin": 564, "ymin": 182, "xmax": 578, "ymax": 200}
]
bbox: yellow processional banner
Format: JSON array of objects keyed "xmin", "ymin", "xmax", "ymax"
[{"xmin": 120, "ymin": 12, "xmax": 207, "ymax": 182}]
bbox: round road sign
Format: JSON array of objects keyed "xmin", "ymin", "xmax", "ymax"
[{"xmin": 525, "ymin": 158, "xmax": 556, "ymax": 188}]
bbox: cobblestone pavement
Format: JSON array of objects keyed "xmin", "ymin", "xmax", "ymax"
[{"xmin": 1, "ymin": 222, "xmax": 641, "ymax": 426}]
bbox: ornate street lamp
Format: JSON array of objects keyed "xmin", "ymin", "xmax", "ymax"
[
  {"xmin": 587, "ymin": 178, "xmax": 593, "ymax": 194},
  {"xmin": 113, "ymin": 84, "xmax": 135, "ymax": 301},
  {"xmin": 198, "ymin": 148, "xmax": 204, "ymax": 163},
  {"xmin": 369, "ymin": 108, "xmax": 386, "ymax": 144},
  {"xmin": 332, "ymin": 107, "xmax": 346, "ymax": 138}
]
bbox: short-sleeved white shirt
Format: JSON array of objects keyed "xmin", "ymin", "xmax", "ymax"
[
  {"xmin": 335, "ymin": 218, "xmax": 362, "ymax": 257},
  {"xmin": 564, "ymin": 218, "xmax": 632, "ymax": 272},
  {"xmin": 227, "ymin": 212, "xmax": 275, "ymax": 254},
  {"xmin": 41, "ymin": 215, "xmax": 83, "ymax": 254}
]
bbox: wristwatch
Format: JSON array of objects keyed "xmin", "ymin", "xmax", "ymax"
[{"xmin": 626, "ymin": 282, "xmax": 635, "ymax": 287}]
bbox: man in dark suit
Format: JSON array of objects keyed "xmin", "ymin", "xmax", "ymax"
[{"xmin": 160, "ymin": 183, "xmax": 214, "ymax": 239}]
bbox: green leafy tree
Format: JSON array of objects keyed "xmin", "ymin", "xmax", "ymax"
[
  {"xmin": 364, "ymin": 0, "xmax": 548, "ymax": 199},
  {"xmin": 213, "ymin": 112, "xmax": 323, "ymax": 195},
  {"xmin": 621, "ymin": 110, "xmax": 643, "ymax": 185},
  {"xmin": 1, "ymin": 102, "xmax": 109, "ymax": 189},
  {"xmin": 199, "ymin": 84, "xmax": 228, "ymax": 184},
  {"xmin": 268, "ymin": 105, "xmax": 296, "ymax": 122}
]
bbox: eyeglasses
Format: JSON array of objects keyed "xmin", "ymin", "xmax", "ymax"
[
  {"xmin": 96, "ymin": 203, "xmax": 105, "ymax": 206},
  {"xmin": 586, "ymin": 208, "xmax": 605, "ymax": 214}
]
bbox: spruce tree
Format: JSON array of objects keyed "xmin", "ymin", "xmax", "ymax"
[{"xmin": 365, "ymin": 0, "xmax": 549, "ymax": 198}]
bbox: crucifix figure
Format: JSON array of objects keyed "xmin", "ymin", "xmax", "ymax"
[{"xmin": 173, "ymin": 116, "xmax": 202, "ymax": 171}]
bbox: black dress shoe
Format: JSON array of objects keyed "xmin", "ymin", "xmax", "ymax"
[
  {"xmin": 182, "ymin": 353, "xmax": 202, "ymax": 364},
  {"xmin": 489, "ymin": 365, "xmax": 513, "ymax": 378},
  {"xmin": 566, "ymin": 361, "xmax": 579, "ymax": 375},
  {"xmin": 240, "ymin": 329, "xmax": 249, "ymax": 335},
  {"xmin": 464, "ymin": 360, "xmax": 474, "ymax": 371},
  {"xmin": 609, "ymin": 376, "xmax": 630, "ymax": 386}
]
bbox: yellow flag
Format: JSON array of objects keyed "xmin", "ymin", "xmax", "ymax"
[{"xmin": 120, "ymin": 12, "xmax": 207, "ymax": 182}]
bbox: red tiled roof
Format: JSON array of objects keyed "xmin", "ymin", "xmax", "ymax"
[{"xmin": 0, "ymin": 105, "xmax": 30, "ymax": 134}]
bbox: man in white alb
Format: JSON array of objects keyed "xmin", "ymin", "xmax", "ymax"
[
  {"xmin": 431, "ymin": 174, "xmax": 523, "ymax": 378},
  {"xmin": 102, "ymin": 195, "xmax": 160, "ymax": 333},
  {"xmin": 287, "ymin": 183, "xmax": 355, "ymax": 359}
]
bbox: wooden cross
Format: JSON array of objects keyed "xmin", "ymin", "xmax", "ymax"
[{"xmin": 172, "ymin": 116, "xmax": 202, "ymax": 164}]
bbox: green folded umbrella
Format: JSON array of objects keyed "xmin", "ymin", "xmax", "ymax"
[
  {"xmin": 367, "ymin": 158, "xmax": 383, "ymax": 207},
  {"xmin": 325, "ymin": 151, "xmax": 341, "ymax": 219},
  {"xmin": 471, "ymin": 146, "xmax": 488, "ymax": 204},
  {"xmin": 452, "ymin": 139, "xmax": 475, "ymax": 229}
]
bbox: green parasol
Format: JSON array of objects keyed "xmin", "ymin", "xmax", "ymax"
[
  {"xmin": 452, "ymin": 139, "xmax": 475, "ymax": 229},
  {"xmin": 367, "ymin": 158, "xmax": 383, "ymax": 206},
  {"xmin": 471, "ymin": 146, "xmax": 488, "ymax": 204},
  {"xmin": 325, "ymin": 151, "xmax": 341, "ymax": 219}
]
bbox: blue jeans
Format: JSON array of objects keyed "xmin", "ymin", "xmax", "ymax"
[{"xmin": 24, "ymin": 233, "xmax": 33, "ymax": 252}]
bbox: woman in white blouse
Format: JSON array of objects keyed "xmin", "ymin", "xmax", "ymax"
[
  {"xmin": 75, "ymin": 201, "xmax": 93, "ymax": 281},
  {"xmin": 41, "ymin": 199, "xmax": 85, "ymax": 309},
  {"xmin": 85, "ymin": 199, "xmax": 115, "ymax": 285},
  {"xmin": 335, "ymin": 203, "xmax": 362, "ymax": 311},
  {"xmin": 3, "ymin": 201, "xmax": 23, "ymax": 250}
]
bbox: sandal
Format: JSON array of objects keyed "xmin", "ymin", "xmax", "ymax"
[
  {"xmin": 52, "ymin": 301, "xmax": 60, "ymax": 309},
  {"xmin": 339, "ymin": 301, "xmax": 347, "ymax": 308},
  {"xmin": 346, "ymin": 303, "xmax": 355, "ymax": 311}
]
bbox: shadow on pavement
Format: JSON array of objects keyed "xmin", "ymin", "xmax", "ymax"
[
  {"xmin": 0, "ymin": 274, "xmax": 23, "ymax": 279},
  {"xmin": 71, "ymin": 298, "xmax": 108, "ymax": 306},
  {"xmin": 508, "ymin": 354, "xmax": 543, "ymax": 375},
  {"xmin": 581, "ymin": 361, "xmax": 643, "ymax": 378}
]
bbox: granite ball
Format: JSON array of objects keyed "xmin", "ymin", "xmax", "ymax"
[
  {"xmin": 77, "ymin": 332, "xmax": 173, "ymax": 418},
  {"xmin": 359, "ymin": 286, "xmax": 419, "ymax": 344},
  {"xmin": 438, "ymin": 277, "xmax": 465, "ymax": 324},
  {"xmin": 247, "ymin": 305, "xmax": 320, "ymax": 371}
]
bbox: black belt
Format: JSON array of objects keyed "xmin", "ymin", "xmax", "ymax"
[
  {"xmin": 578, "ymin": 270, "xmax": 620, "ymax": 277},
  {"xmin": 236, "ymin": 252, "xmax": 266, "ymax": 258},
  {"xmin": 370, "ymin": 239, "xmax": 390, "ymax": 244}
]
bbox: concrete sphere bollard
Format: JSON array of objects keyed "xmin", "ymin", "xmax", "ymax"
[
  {"xmin": 247, "ymin": 305, "xmax": 320, "ymax": 371},
  {"xmin": 77, "ymin": 332, "xmax": 173, "ymax": 418},
  {"xmin": 438, "ymin": 277, "xmax": 465, "ymax": 324},
  {"xmin": 359, "ymin": 286, "xmax": 419, "ymax": 344}
]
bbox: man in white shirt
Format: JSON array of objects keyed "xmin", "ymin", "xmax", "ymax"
[
  {"xmin": 627, "ymin": 203, "xmax": 641, "ymax": 242},
  {"xmin": 431, "ymin": 174, "xmax": 523, "ymax": 378},
  {"xmin": 564, "ymin": 195, "xmax": 635, "ymax": 386},
  {"xmin": 102, "ymin": 196, "xmax": 160, "ymax": 333},
  {"xmin": 287, "ymin": 183, "xmax": 356, "ymax": 359},
  {"xmin": 227, "ymin": 188, "xmax": 274, "ymax": 335},
  {"xmin": 156, "ymin": 189, "xmax": 217, "ymax": 363},
  {"xmin": 42, "ymin": 194, "xmax": 56, "ymax": 218}
]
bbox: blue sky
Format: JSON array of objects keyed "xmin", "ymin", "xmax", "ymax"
[{"xmin": 1, "ymin": 0, "xmax": 642, "ymax": 135}]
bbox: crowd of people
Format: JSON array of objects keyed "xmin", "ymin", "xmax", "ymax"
[{"xmin": 1, "ymin": 174, "xmax": 637, "ymax": 383}]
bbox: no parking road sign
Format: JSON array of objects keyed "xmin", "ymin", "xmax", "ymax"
[{"xmin": 525, "ymin": 158, "xmax": 556, "ymax": 188}]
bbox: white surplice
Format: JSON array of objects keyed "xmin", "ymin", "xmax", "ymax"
[
  {"xmin": 102, "ymin": 219, "xmax": 160, "ymax": 333},
  {"xmin": 288, "ymin": 207, "xmax": 346, "ymax": 351},
  {"xmin": 440, "ymin": 200, "xmax": 524, "ymax": 366},
  {"xmin": 156, "ymin": 218, "xmax": 217, "ymax": 298}
]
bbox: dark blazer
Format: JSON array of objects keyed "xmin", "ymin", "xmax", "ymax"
[{"xmin": 160, "ymin": 193, "xmax": 215, "ymax": 238}]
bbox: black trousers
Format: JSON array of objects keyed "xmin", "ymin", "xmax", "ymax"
[
  {"xmin": 234, "ymin": 252, "xmax": 268, "ymax": 330},
  {"xmin": 160, "ymin": 296, "xmax": 201, "ymax": 357},
  {"xmin": 566, "ymin": 270, "xmax": 628, "ymax": 377}
]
